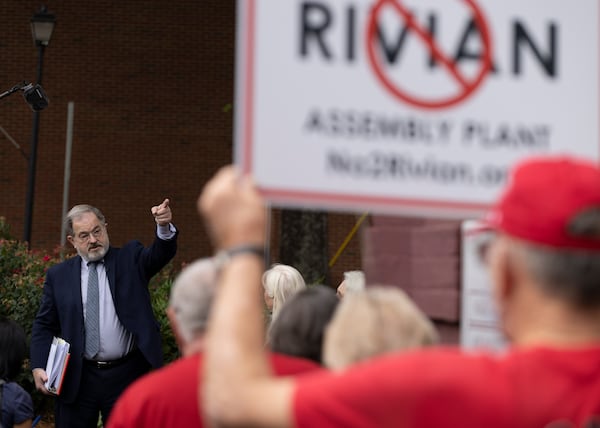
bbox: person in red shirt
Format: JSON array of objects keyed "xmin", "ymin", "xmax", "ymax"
[
  {"xmin": 106, "ymin": 257, "xmax": 319, "ymax": 428},
  {"xmin": 198, "ymin": 156, "xmax": 600, "ymax": 427}
]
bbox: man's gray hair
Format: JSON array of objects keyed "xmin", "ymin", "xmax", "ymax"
[
  {"xmin": 169, "ymin": 258, "xmax": 218, "ymax": 343},
  {"xmin": 516, "ymin": 244, "xmax": 600, "ymax": 309},
  {"xmin": 516, "ymin": 208, "xmax": 600, "ymax": 309},
  {"xmin": 64, "ymin": 204, "xmax": 106, "ymax": 237}
]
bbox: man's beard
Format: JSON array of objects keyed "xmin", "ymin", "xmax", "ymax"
[{"xmin": 78, "ymin": 240, "xmax": 109, "ymax": 262}]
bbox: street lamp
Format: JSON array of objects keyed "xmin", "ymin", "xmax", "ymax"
[{"xmin": 23, "ymin": 6, "xmax": 55, "ymax": 245}]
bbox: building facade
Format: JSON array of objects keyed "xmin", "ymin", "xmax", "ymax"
[{"xmin": 0, "ymin": 1, "xmax": 461, "ymax": 341}]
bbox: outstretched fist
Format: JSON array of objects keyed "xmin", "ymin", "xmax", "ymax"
[{"xmin": 198, "ymin": 165, "xmax": 266, "ymax": 250}]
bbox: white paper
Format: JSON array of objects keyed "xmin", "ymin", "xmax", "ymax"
[{"xmin": 44, "ymin": 337, "xmax": 70, "ymax": 394}]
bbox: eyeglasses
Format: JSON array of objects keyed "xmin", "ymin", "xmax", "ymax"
[{"xmin": 73, "ymin": 225, "xmax": 105, "ymax": 243}]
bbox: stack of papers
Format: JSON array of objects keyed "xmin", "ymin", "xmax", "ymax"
[{"xmin": 44, "ymin": 337, "xmax": 71, "ymax": 395}]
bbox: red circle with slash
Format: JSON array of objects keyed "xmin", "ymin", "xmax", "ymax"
[{"xmin": 366, "ymin": 0, "xmax": 493, "ymax": 109}]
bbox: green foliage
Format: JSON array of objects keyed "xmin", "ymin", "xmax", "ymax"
[
  {"xmin": 0, "ymin": 216, "xmax": 11, "ymax": 239},
  {"xmin": 0, "ymin": 228, "xmax": 55, "ymax": 338},
  {"xmin": 0, "ymin": 217, "xmax": 59, "ymax": 419},
  {"xmin": 149, "ymin": 262, "xmax": 180, "ymax": 364}
]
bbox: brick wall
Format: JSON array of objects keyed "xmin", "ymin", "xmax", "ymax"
[
  {"xmin": 0, "ymin": 3, "xmax": 462, "ymax": 344},
  {"xmin": 0, "ymin": 1, "xmax": 363, "ymax": 285},
  {"xmin": 362, "ymin": 216, "xmax": 462, "ymax": 344}
]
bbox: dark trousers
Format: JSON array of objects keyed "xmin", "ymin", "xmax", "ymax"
[{"xmin": 54, "ymin": 350, "xmax": 151, "ymax": 428}]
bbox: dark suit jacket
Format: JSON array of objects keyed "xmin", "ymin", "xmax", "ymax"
[{"xmin": 30, "ymin": 233, "xmax": 178, "ymax": 403}]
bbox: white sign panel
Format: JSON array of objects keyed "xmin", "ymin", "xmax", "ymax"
[
  {"xmin": 459, "ymin": 220, "xmax": 507, "ymax": 351},
  {"xmin": 235, "ymin": 0, "xmax": 599, "ymax": 217}
]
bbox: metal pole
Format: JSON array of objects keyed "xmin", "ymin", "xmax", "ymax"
[
  {"xmin": 60, "ymin": 102, "xmax": 74, "ymax": 257},
  {"xmin": 23, "ymin": 43, "xmax": 45, "ymax": 245}
]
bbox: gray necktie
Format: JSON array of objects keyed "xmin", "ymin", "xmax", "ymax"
[{"xmin": 85, "ymin": 262, "xmax": 100, "ymax": 357}]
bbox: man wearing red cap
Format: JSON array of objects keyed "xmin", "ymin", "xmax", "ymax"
[{"xmin": 198, "ymin": 156, "xmax": 600, "ymax": 427}]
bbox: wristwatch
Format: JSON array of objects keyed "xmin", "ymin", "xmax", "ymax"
[{"xmin": 214, "ymin": 244, "xmax": 265, "ymax": 270}]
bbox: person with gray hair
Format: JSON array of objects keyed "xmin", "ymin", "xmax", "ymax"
[
  {"xmin": 336, "ymin": 270, "xmax": 366, "ymax": 298},
  {"xmin": 262, "ymin": 264, "xmax": 306, "ymax": 320},
  {"xmin": 323, "ymin": 286, "xmax": 439, "ymax": 371},
  {"xmin": 107, "ymin": 258, "xmax": 320, "ymax": 428},
  {"xmin": 167, "ymin": 259, "xmax": 217, "ymax": 348}
]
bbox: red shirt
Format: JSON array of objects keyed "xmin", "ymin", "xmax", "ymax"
[
  {"xmin": 107, "ymin": 352, "xmax": 320, "ymax": 428},
  {"xmin": 294, "ymin": 346, "xmax": 600, "ymax": 428}
]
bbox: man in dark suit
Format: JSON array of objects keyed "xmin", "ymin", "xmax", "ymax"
[{"xmin": 30, "ymin": 199, "xmax": 178, "ymax": 428}]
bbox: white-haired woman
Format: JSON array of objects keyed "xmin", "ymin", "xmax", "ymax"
[{"xmin": 262, "ymin": 264, "xmax": 306, "ymax": 321}]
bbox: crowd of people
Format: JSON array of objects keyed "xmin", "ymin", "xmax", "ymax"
[
  {"xmin": 2, "ymin": 154, "xmax": 600, "ymax": 427},
  {"xmin": 106, "ymin": 257, "xmax": 320, "ymax": 427},
  {"xmin": 197, "ymin": 156, "xmax": 600, "ymax": 427}
]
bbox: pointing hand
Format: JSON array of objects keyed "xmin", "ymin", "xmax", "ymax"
[{"xmin": 151, "ymin": 198, "xmax": 172, "ymax": 226}]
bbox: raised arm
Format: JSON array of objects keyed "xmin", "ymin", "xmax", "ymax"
[{"xmin": 198, "ymin": 166, "xmax": 294, "ymax": 428}]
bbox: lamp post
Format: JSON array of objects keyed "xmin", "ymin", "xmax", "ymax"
[{"xmin": 23, "ymin": 6, "xmax": 55, "ymax": 245}]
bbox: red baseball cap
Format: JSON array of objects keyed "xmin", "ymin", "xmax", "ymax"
[{"xmin": 485, "ymin": 156, "xmax": 600, "ymax": 250}]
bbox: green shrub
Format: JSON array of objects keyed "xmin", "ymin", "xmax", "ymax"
[
  {"xmin": 0, "ymin": 216, "xmax": 11, "ymax": 240},
  {"xmin": 0, "ymin": 217, "xmax": 60, "ymax": 419},
  {"xmin": 149, "ymin": 261, "xmax": 180, "ymax": 364},
  {"xmin": 0, "ymin": 234, "xmax": 56, "ymax": 338}
]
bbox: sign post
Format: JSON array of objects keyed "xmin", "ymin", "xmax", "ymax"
[{"xmin": 460, "ymin": 220, "xmax": 507, "ymax": 351}]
